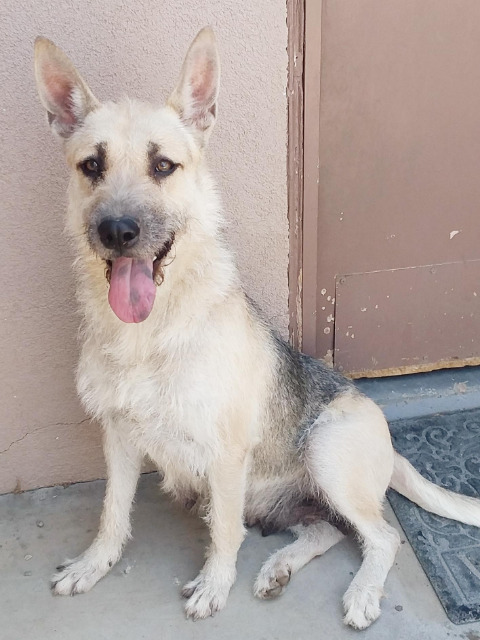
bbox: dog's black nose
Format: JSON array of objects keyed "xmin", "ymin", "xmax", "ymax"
[{"xmin": 98, "ymin": 217, "xmax": 140, "ymax": 252}]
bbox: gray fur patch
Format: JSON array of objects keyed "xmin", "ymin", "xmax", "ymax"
[{"xmin": 245, "ymin": 298, "xmax": 354, "ymax": 535}]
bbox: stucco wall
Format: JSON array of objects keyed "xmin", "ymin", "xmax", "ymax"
[{"xmin": 0, "ymin": 1, "xmax": 288, "ymax": 494}]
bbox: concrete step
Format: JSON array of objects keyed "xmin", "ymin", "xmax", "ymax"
[{"xmin": 355, "ymin": 365, "xmax": 480, "ymax": 421}]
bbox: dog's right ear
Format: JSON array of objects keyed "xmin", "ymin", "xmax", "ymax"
[{"xmin": 34, "ymin": 37, "xmax": 99, "ymax": 139}]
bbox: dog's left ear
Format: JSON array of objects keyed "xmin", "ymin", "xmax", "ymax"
[{"xmin": 168, "ymin": 27, "xmax": 220, "ymax": 145}]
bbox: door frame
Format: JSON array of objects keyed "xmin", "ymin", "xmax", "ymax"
[
  {"xmin": 288, "ymin": 0, "xmax": 323, "ymax": 357},
  {"xmin": 287, "ymin": 0, "xmax": 305, "ymax": 350}
]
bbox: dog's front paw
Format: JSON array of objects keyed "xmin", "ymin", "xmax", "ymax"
[
  {"xmin": 51, "ymin": 554, "xmax": 112, "ymax": 596},
  {"xmin": 182, "ymin": 573, "xmax": 232, "ymax": 620},
  {"xmin": 343, "ymin": 584, "xmax": 382, "ymax": 629}
]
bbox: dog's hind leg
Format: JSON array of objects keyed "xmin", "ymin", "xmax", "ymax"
[
  {"xmin": 254, "ymin": 521, "xmax": 345, "ymax": 599},
  {"xmin": 51, "ymin": 422, "xmax": 142, "ymax": 595},
  {"xmin": 305, "ymin": 391, "xmax": 400, "ymax": 630},
  {"xmin": 340, "ymin": 516, "xmax": 400, "ymax": 629}
]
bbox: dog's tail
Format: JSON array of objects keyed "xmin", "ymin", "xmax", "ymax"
[{"xmin": 390, "ymin": 451, "xmax": 480, "ymax": 527}]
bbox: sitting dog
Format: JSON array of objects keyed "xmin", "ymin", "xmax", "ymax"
[{"xmin": 34, "ymin": 27, "xmax": 480, "ymax": 629}]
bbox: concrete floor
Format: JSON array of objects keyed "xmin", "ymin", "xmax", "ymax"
[
  {"xmin": 356, "ymin": 365, "xmax": 480, "ymax": 421},
  {"xmin": 2, "ymin": 473, "xmax": 480, "ymax": 640}
]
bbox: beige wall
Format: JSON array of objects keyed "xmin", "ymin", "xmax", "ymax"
[{"xmin": 0, "ymin": 1, "xmax": 288, "ymax": 494}]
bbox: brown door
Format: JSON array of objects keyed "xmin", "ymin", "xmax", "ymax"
[{"xmin": 301, "ymin": 0, "xmax": 480, "ymax": 377}]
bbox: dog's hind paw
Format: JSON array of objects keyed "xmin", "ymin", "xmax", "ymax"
[
  {"xmin": 182, "ymin": 573, "xmax": 232, "ymax": 620},
  {"xmin": 254, "ymin": 562, "xmax": 291, "ymax": 599},
  {"xmin": 51, "ymin": 554, "xmax": 112, "ymax": 596},
  {"xmin": 343, "ymin": 584, "xmax": 382, "ymax": 629}
]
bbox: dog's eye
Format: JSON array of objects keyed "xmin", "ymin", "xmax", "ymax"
[
  {"xmin": 154, "ymin": 158, "xmax": 176, "ymax": 176},
  {"xmin": 85, "ymin": 159, "xmax": 99, "ymax": 173},
  {"xmin": 79, "ymin": 157, "xmax": 102, "ymax": 179}
]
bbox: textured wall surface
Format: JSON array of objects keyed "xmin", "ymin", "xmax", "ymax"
[{"xmin": 0, "ymin": 1, "xmax": 288, "ymax": 494}]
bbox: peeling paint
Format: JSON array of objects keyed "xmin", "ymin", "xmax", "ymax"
[
  {"xmin": 330, "ymin": 261, "xmax": 479, "ymax": 376},
  {"xmin": 449, "ymin": 230, "xmax": 461, "ymax": 239},
  {"xmin": 295, "ymin": 267, "xmax": 303, "ymax": 347},
  {"xmin": 323, "ymin": 327, "xmax": 331, "ymax": 334},
  {"xmin": 320, "ymin": 288, "xmax": 327, "ymax": 296},
  {"xmin": 323, "ymin": 349, "xmax": 334, "ymax": 367},
  {"xmin": 327, "ymin": 314, "xmax": 334, "ymax": 322},
  {"xmin": 349, "ymin": 357, "xmax": 480, "ymax": 379}
]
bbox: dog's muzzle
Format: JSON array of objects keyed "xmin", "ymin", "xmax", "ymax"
[{"xmin": 95, "ymin": 217, "xmax": 175, "ymax": 325}]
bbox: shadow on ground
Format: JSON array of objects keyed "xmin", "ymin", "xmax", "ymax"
[{"xmin": 1, "ymin": 473, "xmax": 479, "ymax": 640}]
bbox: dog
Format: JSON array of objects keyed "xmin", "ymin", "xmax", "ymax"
[{"xmin": 34, "ymin": 27, "xmax": 480, "ymax": 629}]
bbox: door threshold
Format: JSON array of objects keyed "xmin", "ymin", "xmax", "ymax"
[{"xmin": 355, "ymin": 365, "xmax": 480, "ymax": 421}]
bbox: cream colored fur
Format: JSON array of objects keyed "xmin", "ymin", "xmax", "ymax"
[{"xmin": 34, "ymin": 28, "xmax": 480, "ymax": 630}]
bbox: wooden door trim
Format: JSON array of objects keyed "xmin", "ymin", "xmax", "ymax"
[
  {"xmin": 301, "ymin": 0, "xmax": 323, "ymax": 357},
  {"xmin": 288, "ymin": 0, "xmax": 325, "ymax": 357},
  {"xmin": 287, "ymin": 0, "xmax": 306, "ymax": 350}
]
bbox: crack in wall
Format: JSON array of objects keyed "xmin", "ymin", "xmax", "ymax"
[{"xmin": 0, "ymin": 418, "xmax": 91, "ymax": 455}]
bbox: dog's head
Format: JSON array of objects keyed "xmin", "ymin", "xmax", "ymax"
[{"xmin": 34, "ymin": 28, "xmax": 220, "ymax": 323}]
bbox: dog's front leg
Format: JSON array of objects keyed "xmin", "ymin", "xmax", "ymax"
[
  {"xmin": 182, "ymin": 452, "xmax": 248, "ymax": 619},
  {"xmin": 51, "ymin": 422, "xmax": 142, "ymax": 595}
]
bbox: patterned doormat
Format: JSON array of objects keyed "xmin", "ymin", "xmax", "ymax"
[{"xmin": 388, "ymin": 408, "xmax": 480, "ymax": 624}]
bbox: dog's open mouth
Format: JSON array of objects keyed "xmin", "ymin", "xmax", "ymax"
[{"xmin": 104, "ymin": 235, "xmax": 174, "ymax": 324}]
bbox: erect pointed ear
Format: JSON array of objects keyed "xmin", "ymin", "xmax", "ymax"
[
  {"xmin": 167, "ymin": 27, "xmax": 220, "ymax": 144},
  {"xmin": 34, "ymin": 37, "xmax": 99, "ymax": 139}
]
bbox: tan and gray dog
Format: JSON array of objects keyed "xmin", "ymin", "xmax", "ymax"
[{"xmin": 34, "ymin": 28, "xmax": 480, "ymax": 629}]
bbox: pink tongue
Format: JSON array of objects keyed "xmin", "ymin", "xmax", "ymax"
[{"xmin": 108, "ymin": 257, "xmax": 156, "ymax": 323}]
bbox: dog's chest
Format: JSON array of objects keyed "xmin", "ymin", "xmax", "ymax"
[
  {"xmin": 79, "ymin": 351, "xmax": 164, "ymax": 417},
  {"xmin": 77, "ymin": 338, "xmax": 218, "ymax": 475}
]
